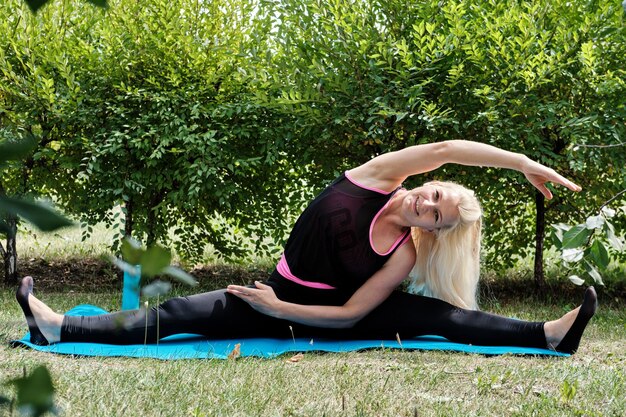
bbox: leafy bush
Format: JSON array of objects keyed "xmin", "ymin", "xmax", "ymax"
[{"xmin": 1, "ymin": 0, "xmax": 624, "ymax": 283}]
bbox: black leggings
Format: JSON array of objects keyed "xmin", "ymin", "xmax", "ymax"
[{"xmin": 61, "ymin": 281, "xmax": 546, "ymax": 348}]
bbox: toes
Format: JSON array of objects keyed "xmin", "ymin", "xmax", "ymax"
[{"xmin": 19, "ymin": 276, "xmax": 34, "ymax": 294}]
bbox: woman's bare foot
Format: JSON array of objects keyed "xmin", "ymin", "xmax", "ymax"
[
  {"xmin": 544, "ymin": 287, "xmax": 597, "ymax": 354},
  {"xmin": 16, "ymin": 276, "xmax": 63, "ymax": 345},
  {"xmin": 544, "ymin": 307, "xmax": 579, "ymax": 347}
]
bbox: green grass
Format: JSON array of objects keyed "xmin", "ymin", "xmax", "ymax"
[
  {"xmin": 5, "ymin": 226, "xmax": 625, "ymax": 415},
  {"xmin": 1, "ymin": 288, "xmax": 624, "ymax": 417}
]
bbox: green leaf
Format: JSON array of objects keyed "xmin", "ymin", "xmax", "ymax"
[
  {"xmin": 163, "ymin": 266, "xmax": 198, "ymax": 286},
  {"xmin": 141, "ymin": 280, "xmax": 172, "ymax": 298},
  {"xmin": 120, "ymin": 238, "xmax": 143, "ymax": 264},
  {"xmin": 140, "ymin": 246, "xmax": 172, "ymax": 277},
  {"xmin": 585, "ymin": 215, "xmax": 604, "ymax": 230},
  {"xmin": 0, "ymin": 135, "xmax": 38, "ymax": 163},
  {"xmin": 0, "ymin": 197, "xmax": 73, "ymax": 232},
  {"xmin": 605, "ymin": 222, "xmax": 624, "ymax": 251},
  {"xmin": 562, "ymin": 248, "xmax": 584, "ymax": 262},
  {"xmin": 109, "ymin": 256, "xmax": 140, "ymax": 277},
  {"xmin": 560, "ymin": 379, "xmax": 577, "ymax": 402},
  {"xmin": 601, "ymin": 207, "xmax": 616, "ymax": 218},
  {"xmin": 24, "ymin": 0, "xmax": 49, "ymax": 14},
  {"xmin": 586, "ymin": 263, "xmax": 604, "ymax": 285},
  {"xmin": 6, "ymin": 365, "xmax": 55, "ymax": 417},
  {"xmin": 551, "ymin": 223, "xmax": 571, "ymax": 243},
  {"xmin": 589, "ymin": 240, "xmax": 609, "ymax": 269},
  {"xmin": 568, "ymin": 275, "xmax": 585, "ymax": 286},
  {"xmin": 561, "ymin": 225, "xmax": 591, "ymax": 249}
]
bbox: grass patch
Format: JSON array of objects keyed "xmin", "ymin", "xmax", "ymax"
[
  {"xmin": 4, "ymin": 222, "xmax": 625, "ymax": 415},
  {"xmin": 1, "ymin": 287, "xmax": 624, "ymax": 416}
]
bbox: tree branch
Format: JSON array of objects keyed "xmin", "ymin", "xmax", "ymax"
[
  {"xmin": 574, "ymin": 142, "xmax": 625, "ymax": 149},
  {"xmin": 599, "ymin": 188, "xmax": 626, "ymax": 213}
]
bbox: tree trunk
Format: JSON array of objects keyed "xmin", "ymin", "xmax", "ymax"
[
  {"xmin": 534, "ymin": 190, "xmax": 546, "ymax": 289},
  {"xmin": 2, "ymin": 215, "xmax": 18, "ymax": 286},
  {"xmin": 124, "ymin": 198, "xmax": 133, "ymax": 239},
  {"xmin": 146, "ymin": 192, "xmax": 164, "ymax": 246},
  {"xmin": 146, "ymin": 205, "xmax": 156, "ymax": 247}
]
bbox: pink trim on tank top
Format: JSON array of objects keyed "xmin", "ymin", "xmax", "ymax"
[
  {"xmin": 369, "ymin": 200, "xmax": 411, "ymax": 256},
  {"xmin": 398, "ymin": 231, "xmax": 412, "ymax": 247},
  {"xmin": 276, "ymin": 254, "xmax": 337, "ymax": 290},
  {"xmin": 344, "ymin": 170, "xmax": 392, "ymax": 195}
]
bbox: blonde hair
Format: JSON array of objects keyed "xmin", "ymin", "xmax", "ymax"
[{"xmin": 407, "ymin": 181, "xmax": 482, "ymax": 310}]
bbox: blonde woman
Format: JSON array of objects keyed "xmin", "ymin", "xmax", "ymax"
[{"xmin": 17, "ymin": 140, "xmax": 597, "ymax": 354}]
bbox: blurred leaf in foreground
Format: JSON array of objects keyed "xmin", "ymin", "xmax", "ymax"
[
  {"xmin": 117, "ymin": 237, "xmax": 197, "ymax": 286},
  {"xmin": 4, "ymin": 365, "xmax": 57, "ymax": 417},
  {"xmin": 142, "ymin": 279, "xmax": 172, "ymax": 297},
  {"xmin": 0, "ymin": 197, "xmax": 74, "ymax": 233},
  {"xmin": 0, "ymin": 135, "xmax": 37, "ymax": 166}
]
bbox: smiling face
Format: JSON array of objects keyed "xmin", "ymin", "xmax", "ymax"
[{"xmin": 401, "ymin": 184, "xmax": 461, "ymax": 231}]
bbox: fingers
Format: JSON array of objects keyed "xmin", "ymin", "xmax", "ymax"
[
  {"xmin": 226, "ymin": 285, "xmax": 254, "ymax": 297},
  {"xmin": 537, "ymin": 184, "xmax": 553, "ymax": 200},
  {"xmin": 526, "ymin": 160, "xmax": 582, "ymax": 193},
  {"xmin": 562, "ymin": 178, "xmax": 582, "ymax": 192},
  {"xmin": 549, "ymin": 172, "xmax": 582, "ymax": 192},
  {"xmin": 527, "ymin": 172, "xmax": 581, "ymax": 197},
  {"xmin": 227, "ymin": 283, "xmax": 271, "ymax": 297}
]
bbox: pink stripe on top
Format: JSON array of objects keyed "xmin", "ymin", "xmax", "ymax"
[
  {"xmin": 344, "ymin": 170, "xmax": 392, "ymax": 195},
  {"xmin": 369, "ymin": 200, "xmax": 412, "ymax": 256},
  {"xmin": 276, "ymin": 254, "xmax": 337, "ymax": 290}
]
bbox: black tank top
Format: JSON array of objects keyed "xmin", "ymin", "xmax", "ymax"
[{"xmin": 276, "ymin": 172, "xmax": 411, "ymax": 295}]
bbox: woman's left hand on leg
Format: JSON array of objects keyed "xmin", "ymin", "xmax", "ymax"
[{"xmin": 227, "ymin": 281, "xmax": 282, "ymax": 316}]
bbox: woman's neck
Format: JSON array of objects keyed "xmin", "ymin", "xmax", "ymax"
[{"xmin": 381, "ymin": 189, "xmax": 410, "ymax": 228}]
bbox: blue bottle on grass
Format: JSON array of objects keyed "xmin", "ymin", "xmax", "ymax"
[{"xmin": 122, "ymin": 266, "xmax": 141, "ymax": 310}]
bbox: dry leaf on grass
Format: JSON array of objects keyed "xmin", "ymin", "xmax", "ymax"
[
  {"xmin": 228, "ymin": 343, "xmax": 241, "ymax": 360},
  {"xmin": 286, "ymin": 353, "xmax": 304, "ymax": 363}
]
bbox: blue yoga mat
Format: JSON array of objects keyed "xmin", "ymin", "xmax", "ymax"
[{"xmin": 12, "ymin": 305, "xmax": 568, "ymax": 359}]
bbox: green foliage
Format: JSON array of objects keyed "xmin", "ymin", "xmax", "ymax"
[
  {"xmin": 3, "ymin": 366, "xmax": 57, "ymax": 417},
  {"xmin": 1, "ymin": 0, "xmax": 625, "ymax": 275},
  {"xmin": 114, "ymin": 237, "xmax": 197, "ymax": 297},
  {"xmin": 0, "ymin": 138, "xmax": 73, "ymax": 236},
  {"xmin": 267, "ymin": 0, "xmax": 626, "ymax": 272},
  {"xmin": 1, "ymin": 0, "xmax": 305, "ymax": 262},
  {"xmin": 560, "ymin": 378, "xmax": 578, "ymax": 403},
  {"xmin": 553, "ymin": 205, "xmax": 625, "ymax": 286}
]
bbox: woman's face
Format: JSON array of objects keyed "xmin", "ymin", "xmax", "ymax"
[{"xmin": 402, "ymin": 184, "xmax": 461, "ymax": 231}]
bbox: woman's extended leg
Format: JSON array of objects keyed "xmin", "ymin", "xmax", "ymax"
[
  {"xmin": 16, "ymin": 276, "xmax": 299, "ymax": 345},
  {"xmin": 347, "ymin": 288, "xmax": 597, "ymax": 354}
]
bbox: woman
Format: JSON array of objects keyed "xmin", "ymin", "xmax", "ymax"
[{"xmin": 16, "ymin": 140, "xmax": 597, "ymax": 354}]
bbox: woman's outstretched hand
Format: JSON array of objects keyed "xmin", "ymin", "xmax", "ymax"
[
  {"xmin": 521, "ymin": 157, "xmax": 582, "ymax": 199},
  {"xmin": 226, "ymin": 281, "xmax": 282, "ymax": 317}
]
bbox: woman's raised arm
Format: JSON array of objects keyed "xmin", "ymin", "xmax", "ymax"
[{"xmin": 348, "ymin": 140, "xmax": 581, "ymax": 198}]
